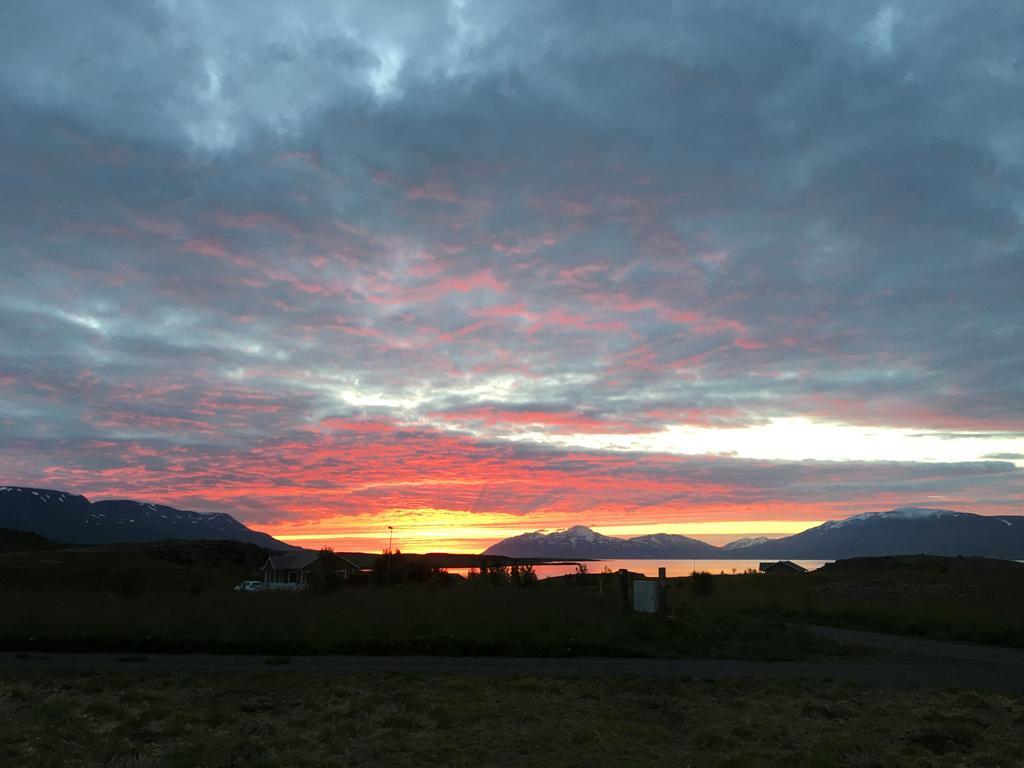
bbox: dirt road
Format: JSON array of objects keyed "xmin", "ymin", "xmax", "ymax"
[{"xmin": 3, "ymin": 626, "xmax": 1024, "ymax": 691}]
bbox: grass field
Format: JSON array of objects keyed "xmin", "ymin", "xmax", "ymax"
[
  {"xmin": 0, "ymin": 585, "xmax": 835, "ymax": 660},
  {"xmin": 3, "ymin": 540, "xmax": 1023, "ymax": 658},
  {"xmin": 1, "ymin": 670, "xmax": 1021, "ymax": 768},
  {"xmin": 668, "ymin": 556, "xmax": 1024, "ymax": 647},
  {"xmin": 0, "ymin": 539, "xmax": 262, "ymax": 593}
]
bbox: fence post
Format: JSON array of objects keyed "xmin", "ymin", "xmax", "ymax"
[
  {"xmin": 618, "ymin": 568, "xmax": 629, "ymax": 611},
  {"xmin": 657, "ymin": 566, "xmax": 667, "ymax": 617}
]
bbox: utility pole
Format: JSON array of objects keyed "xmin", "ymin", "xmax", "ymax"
[{"xmin": 386, "ymin": 526, "xmax": 394, "ymax": 585}]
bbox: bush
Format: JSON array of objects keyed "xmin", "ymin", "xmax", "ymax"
[
  {"xmin": 511, "ymin": 564, "xmax": 538, "ymax": 588},
  {"xmin": 690, "ymin": 571, "xmax": 715, "ymax": 598},
  {"xmin": 372, "ymin": 551, "xmax": 448, "ymax": 585},
  {"xmin": 467, "ymin": 561, "xmax": 537, "ymax": 588}
]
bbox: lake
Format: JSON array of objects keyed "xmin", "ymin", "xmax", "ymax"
[{"xmin": 526, "ymin": 559, "xmax": 833, "ymax": 578}]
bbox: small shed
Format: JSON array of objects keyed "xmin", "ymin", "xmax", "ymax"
[
  {"xmin": 632, "ymin": 580, "xmax": 660, "ymax": 613},
  {"xmin": 759, "ymin": 560, "xmax": 808, "ymax": 574},
  {"xmin": 262, "ymin": 551, "xmax": 365, "ymax": 587}
]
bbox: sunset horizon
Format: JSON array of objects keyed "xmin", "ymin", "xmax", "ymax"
[
  {"xmin": 1, "ymin": 478, "xmax": 1005, "ymax": 554},
  {"xmin": 3, "ymin": 4, "xmax": 1024, "ymax": 763},
  {"xmin": 2, "ymin": 1, "xmax": 1021, "ymax": 558}
]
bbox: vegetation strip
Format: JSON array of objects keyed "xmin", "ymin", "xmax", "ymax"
[{"xmin": 1, "ymin": 671, "xmax": 1022, "ymax": 767}]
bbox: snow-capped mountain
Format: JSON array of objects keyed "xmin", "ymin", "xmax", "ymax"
[
  {"xmin": 482, "ymin": 508, "xmax": 1024, "ymax": 559},
  {"xmin": 0, "ymin": 485, "xmax": 294, "ymax": 549},
  {"xmin": 482, "ymin": 525, "xmax": 720, "ymax": 558},
  {"xmin": 722, "ymin": 536, "xmax": 772, "ymax": 551},
  {"xmin": 736, "ymin": 507, "xmax": 1024, "ymax": 559},
  {"xmin": 818, "ymin": 507, "xmax": 965, "ymax": 529}
]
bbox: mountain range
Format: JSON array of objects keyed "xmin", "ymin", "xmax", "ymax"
[
  {"xmin": 482, "ymin": 508, "xmax": 1024, "ymax": 560},
  {"xmin": 3, "ymin": 485, "xmax": 1023, "ymax": 561},
  {"xmin": 482, "ymin": 525, "xmax": 722, "ymax": 559},
  {"xmin": 0, "ymin": 485, "xmax": 294, "ymax": 550}
]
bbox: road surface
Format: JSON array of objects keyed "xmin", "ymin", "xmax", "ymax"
[{"xmin": 2, "ymin": 626, "xmax": 1023, "ymax": 692}]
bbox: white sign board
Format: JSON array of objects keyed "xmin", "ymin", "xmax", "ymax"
[{"xmin": 632, "ymin": 580, "xmax": 659, "ymax": 613}]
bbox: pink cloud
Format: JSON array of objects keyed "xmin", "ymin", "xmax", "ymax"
[
  {"xmin": 359, "ymin": 269, "xmax": 507, "ymax": 306},
  {"xmin": 432, "ymin": 406, "xmax": 657, "ymax": 434},
  {"xmin": 587, "ymin": 291, "xmax": 748, "ymax": 335}
]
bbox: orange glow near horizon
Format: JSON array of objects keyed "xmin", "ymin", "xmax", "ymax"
[
  {"xmin": 266, "ymin": 507, "xmax": 824, "ymax": 553},
  {"xmin": 19, "ymin": 416, "xmax": 1018, "ymax": 556}
]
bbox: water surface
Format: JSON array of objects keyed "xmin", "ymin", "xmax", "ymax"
[{"xmin": 454, "ymin": 558, "xmax": 832, "ymax": 578}]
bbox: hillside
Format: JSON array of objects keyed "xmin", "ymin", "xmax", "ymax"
[
  {"xmin": 0, "ymin": 485, "xmax": 294, "ymax": 550},
  {"xmin": 734, "ymin": 508, "xmax": 1024, "ymax": 560},
  {"xmin": 0, "ymin": 538, "xmax": 274, "ymax": 592},
  {"xmin": 0, "ymin": 528, "xmax": 62, "ymax": 554}
]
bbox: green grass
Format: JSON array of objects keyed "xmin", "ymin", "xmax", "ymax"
[
  {"xmin": 0, "ymin": 540, "xmax": 264, "ymax": 593},
  {"xmin": 0, "ymin": 584, "xmax": 837, "ymax": 659},
  {"xmin": 1, "ymin": 670, "xmax": 1021, "ymax": 767},
  {"xmin": 669, "ymin": 557, "xmax": 1024, "ymax": 647},
  {"xmin": 4, "ymin": 550, "xmax": 1022, "ymax": 659}
]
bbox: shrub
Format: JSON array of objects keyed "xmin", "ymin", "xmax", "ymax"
[
  {"xmin": 372, "ymin": 550, "xmax": 448, "ymax": 585},
  {"xmin": 467, "ymin": 562, "xmax": 537, "ymax": 588},
  {"xmin": 511, "ymin": 564, "xmax": 538, "ymax": 588},
  {"xmin": 690, "ymin": 571, "xmax": 715, "ymax": 598}
]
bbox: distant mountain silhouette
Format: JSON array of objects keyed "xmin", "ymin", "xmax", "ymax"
[
  {"xmin": 483, "ymin": 508, "xmax": 1024, "ymax": 559},
  {"xmin": 0, "ymin": 485, "xmax": 294, "ymax": 550},
  {"xmin": 481, "ymin": 525, "xmax": 720, "ymax": 558},
  {"xmin": 734, "ymin": 507, "xmax": 1024, "ymax": 559}
]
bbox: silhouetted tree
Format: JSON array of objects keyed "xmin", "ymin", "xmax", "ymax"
[
  {"xmin": 308, "ymin": 547, "xmax": 344, "ymax": 592},
  {"xmin": 690, "ymin": 570, "xmax": 715, "ymax": 598},
  {"xmin": 468, "ymin": 561, "xmax": 537, "ymax": 588},
  {"xmin": 372, "ymin": 550, "xmax": 447, "ymax": 585},
  {"xmin": 511, "ymin": 563, "xmax": 538, "ymax": 588}
]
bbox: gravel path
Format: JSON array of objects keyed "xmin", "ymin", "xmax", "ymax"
[{"xmin": 3, "ymin": 627, "xmax": 1022, "ymax": 692}]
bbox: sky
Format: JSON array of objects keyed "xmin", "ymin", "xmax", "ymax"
[{"xmin": 1, "ymin": 1, "xmax": 1022, "ymax": 553}]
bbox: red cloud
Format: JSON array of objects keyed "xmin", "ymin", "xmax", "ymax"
[
  {"xmin": 586, "ymin": 292, "xmax": 748, "ymax": 335},
  {"xmin": 359, "ymin": 269, "xmax": 506, "ymax": 306},
  {"xmin": 9, "ymin": 416, "xmax": 1020, "ymax": 553}
]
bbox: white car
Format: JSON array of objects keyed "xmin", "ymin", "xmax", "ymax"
[
  {"xmin": 233, "ymin": 580, "xmax": 267, "ymax": 592},
  {"xmin": 266, "ymin": 581, "xmax": 304, "ymax": 591}
]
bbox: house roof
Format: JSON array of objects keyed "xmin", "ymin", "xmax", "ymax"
[
  {"xmin": 264, "ymin": 551, "xmax": 365, "ymax": 571},
  {"xmin": 759, "ymin": 560, "xmax": 808, "ymax": 573},
  {"xmin": 266, "ymin": 551, "xmax": 319, "ymax": 571},
  {"xmin": 335, "ymin": 552, "xmax": 378, "ymax": 569}
]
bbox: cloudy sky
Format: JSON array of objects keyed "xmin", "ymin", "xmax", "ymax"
[{"xmin": 1, "ymin": 1, "xmax": 1022, "ymax": 551}]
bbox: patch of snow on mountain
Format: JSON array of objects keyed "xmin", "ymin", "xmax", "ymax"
[
  {"xmin": 887, "ymin": 507, "xmax": 961, "ymax": 519},
  {"xmin": 565, "ymin": 525, "xmax": 599, "ymax": 543},
  {"xmin": 822, "ymin": 507, "xmax": 962, "ymax": 530},
  {"xmin": 723, "ymin": 536, "xmax": 771, "ymax": 550}
]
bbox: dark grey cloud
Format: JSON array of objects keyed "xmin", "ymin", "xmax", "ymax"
[{"xmin": 0, "ymin": 1, "xmax": 1022, "ymax": 520}]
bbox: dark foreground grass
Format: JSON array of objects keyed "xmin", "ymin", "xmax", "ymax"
[
  {"xmin": 1, "ymin": 670, "xmax": 1022, "ymax": 767},
  {"xmin": 672, "ymin": 556, "xmax": 1024, "ymax": 647},
  {"xmin": 0, "ymin": 585, "xmax": 837, "ymax": 660}
]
